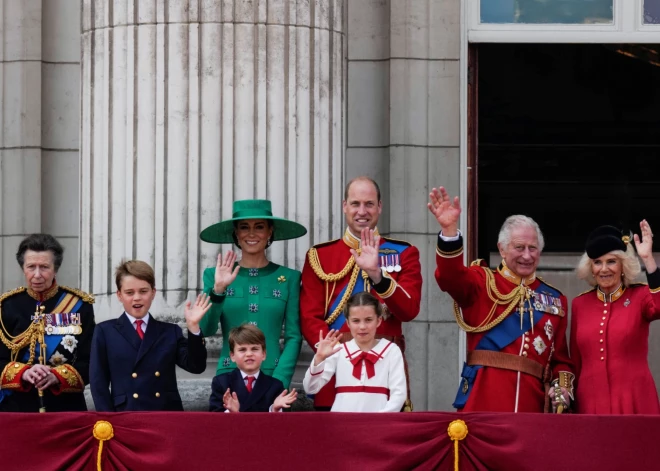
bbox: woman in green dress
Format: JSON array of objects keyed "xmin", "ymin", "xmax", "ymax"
[{"xmin": 199, "ymin": 200, "xmax": 306, "ymax": 388}]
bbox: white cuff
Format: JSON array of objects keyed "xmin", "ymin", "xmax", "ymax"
[{"xmin": 439, "ymin": 230, "xmax": 461, "ymax": 242}]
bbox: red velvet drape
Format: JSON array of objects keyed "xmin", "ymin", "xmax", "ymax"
[{"xmin": 2, "ymin": 412, "xmax": 659, "ymax": 471}]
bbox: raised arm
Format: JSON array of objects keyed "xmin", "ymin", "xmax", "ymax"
[
  {"xmin": 200, "ymin": 253, "xmax": 238, "ymax": 336},
  {"xmin": 302, "ymin": 330, "xmax": 342, "ymax": 394}
]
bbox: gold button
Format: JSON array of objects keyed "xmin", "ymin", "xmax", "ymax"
[
  {"xmin": 524, "ymin": 337, "xmax": 530, "ymax": 342},
  {"xmin": 599, "ymin": 330, "xmax": 603, "ymax": 334},
  {"xmin": 155, "ymin": 371, "xmax": 160, "ymax": 377},
  {"xmin": 600, "ymin": 348, "xmax": 604, "ymax": 352},
  {"xmin": 522, "ymin": 351, "xmax": 528, "ymax": 356},
  {"xmin": 604, "ymin": 303, "xmax": 607, "ymax": 307},
  {"xmin": 603, "ymin": 310, "xmax": 607, "ymax": 314},
  {"xmin": 600, "ymin": 323, "xmax": 604, "ymax": 326},
  {"xmin": 155, "ymin": 392, "xmax": 161, "ymax": 398},
  {"xmin": 602, "ymin": 317, "xmax": 606, "ymax": 320},
  {"xmin": 133, "ymin": 393, "xmax": 138, "ymax": 399},
  {"xmin": 600, "ymin": 357, "xmax": 604, "ymax": 361},
  {"xmin": 523, "ymin": 344, "xmax": 529, "ymax": 350},
  {"xmin": 132, "ymin": 373, "xmax": 137, "ymax": 378},
  {"xmin": 600, "ymin": 339, "xmax": 604, "ymax": 343}
]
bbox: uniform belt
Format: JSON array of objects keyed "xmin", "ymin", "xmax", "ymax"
[{"xmin": 467, "ymin": 350, "xmax": 543, "ymax": 380}]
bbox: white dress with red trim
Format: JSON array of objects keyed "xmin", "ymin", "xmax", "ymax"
[{"xmin": 302, "ymin": 338, "xmax": 406, "ymax": 412}]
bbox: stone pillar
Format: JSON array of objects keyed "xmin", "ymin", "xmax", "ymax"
[
  {"xmin": 80, "ymin": 0, "xmax": 345, "ymax": 324},
  {"xmin": 0, "ymin": 0, "xmax": 81, "ymax": 292},
  {"xmin": 346, "ymin": 0, "xmax": 461, "ymax": 410},
  {"xmin": 41, "ymin": 0, "xmax": 82, "ymax": 285},
  {"xmin": 0, "ymin": 0, "xmax": 42, "ymax": 291},
  {"xmin": 388, "ymin": 0, "xmax": 461, "ymax": 412}
]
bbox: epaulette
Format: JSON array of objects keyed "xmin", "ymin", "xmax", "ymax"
[
  {"xmin": 470, "ymin": 259, "xmax": 488, "ymax": 267},
  {"xmin": 537, "ymin": 276, "xmax": 565, "ymax": 295},
  {"xmin": 629, "ymin": 282, "xmax": 648, "ymax": 288},
  {"xmin": 0, "ymin": 286, "xmax": 26, "ymax": 305},
  {"xmin": 311, "ymin": 238, "xmax": 340, "ymax": 250},
  {"xmin": 381, "ymin": 236, "xmax": 412, "ymax": 247},
  {"xmin": 575, "ymin": 286, "xmax": 597, "ymax": 298},
  {"xmin": 60, "ymin": 286, "xmax": 95, "ymax": 304}
]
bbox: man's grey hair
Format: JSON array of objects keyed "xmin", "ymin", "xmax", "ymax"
[{"xmin": 497, "ymin": 215, "xmax": 545, "ymax": 252}]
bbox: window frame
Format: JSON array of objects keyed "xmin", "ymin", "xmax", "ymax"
[{"xmin": 468, "ymin": 0, "xmax": 660, "ymax": 43}]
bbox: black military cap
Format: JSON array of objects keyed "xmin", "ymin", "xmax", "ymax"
[{"xmin": 585, "ymin": 225, "xmax": 629, "ymax": 259}]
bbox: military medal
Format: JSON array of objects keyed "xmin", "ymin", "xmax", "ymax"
[
  {"xmin": 394, "ymin": 254, "xmax": 401, "ymax": 272},
  {"xmin": 386, "ymin": 255, "xmax": 394, "ymax": 273}
]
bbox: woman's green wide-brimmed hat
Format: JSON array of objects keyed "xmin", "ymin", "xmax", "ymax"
[{"xmin": 200, "ymin": 199, "xmax": 307, "ymax": 244}]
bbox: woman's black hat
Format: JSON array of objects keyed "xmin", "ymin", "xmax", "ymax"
[{"xmin": 585, "ymin": 225, "xmax": 630, "ymax": 259}]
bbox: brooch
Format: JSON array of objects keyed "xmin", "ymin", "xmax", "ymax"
[
  {"xmin": 60, "ymin": 335, "xmax": 79, "ymax": 353},
  {"xmin": 533, "ymin": 336, "xmax": 547, "ymax": 355},
  {"xmin": 544, "ymin": 320, "xmax": 554, "ymax": 341},
  {"xmin": 49, "ymin": 351, "xmax": 68, "ymax": 366},
  {"xmin": 278, "ymin": 275, "xmax": 286, "ymax": 283},
  {"xmin": 624, "ymin": 298, "xmax": 630, "ymax": 307}
]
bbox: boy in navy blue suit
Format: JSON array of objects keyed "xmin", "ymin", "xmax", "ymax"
[
  {"xmin": 90, "ymin": 260, "xmax": 210, "ymax": 411},
  {"xmin": 209, "ymin": 324, "xmax": 297, "ymax": 412}
]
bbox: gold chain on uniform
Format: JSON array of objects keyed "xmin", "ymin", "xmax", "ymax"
[
  {"xmin": 0, "ymin": 287, "xmax": 47, "ymax": 365},
  {"xmin": 308, "ymin": 247, "xmax": 363, "ymax": 326},
  {"xmin": 453, "ymin": 267, "xmax": 532, "ymax": 333}
]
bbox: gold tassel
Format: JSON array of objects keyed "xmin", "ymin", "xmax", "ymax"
[
  {"xmin": 448, "ymin": 419, "xmax": 468, "ymax": 471},
  {"xmin": 93, "ymin": 420, "xmax": 114, "ymax": 471}
]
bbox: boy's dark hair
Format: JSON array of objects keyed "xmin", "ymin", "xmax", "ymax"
[
  {"xmin": 228, "ymin": 324, "xmax": 267, "ymax": 352},
  {"xmin": 344, "ymin": 291, "xmax": 384, "ymax": 318},
  {"xmin": 16, "ymin": 234, "xmax": 64, "ymax": 271},
  {"xmin": 115, "ymin": 260, "xmax": 156, "ymax": 290}
]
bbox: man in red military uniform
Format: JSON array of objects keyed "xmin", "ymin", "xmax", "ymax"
[
  {"xmin": 300, "ymin": 177, "xmax": 422, "ymax": 410},
  {"xmin": 428, "ymin": 187, "xmax": 574, "ymax": 413}
]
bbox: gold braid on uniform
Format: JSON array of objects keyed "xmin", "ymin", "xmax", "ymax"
[
  {"xmin": 308, "ymin": 248, "xmax": 362, "ymax": 326},
  {"xmin": 453, "ymin": 267, "xmax": 531, "ymax": 333},
  {"xmin": 60, "ymin": 285, "xmax": 95, "ymax": 304},
  {"xmin": 0, "ymin": 287, "xmax": 42, "ymax": 364}
]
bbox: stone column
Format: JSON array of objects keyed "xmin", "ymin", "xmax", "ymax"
[
  {"xmin": 0, "ymin": 0, "xmax": 42, "ymax": 291},
  {"xmin": 0, "ymin": 0, "xmax": 81, "ymax": 292},
  {"xmin": 388, "ymin": 0, "xmax": 461, "ymax": 412},
  {"xmin": 346, "ymin": 0, "xmax": 461, "ymax": 410},
  {"xmin": 80, "ymin": 0, "xmax": 345, "ymax": 324}
]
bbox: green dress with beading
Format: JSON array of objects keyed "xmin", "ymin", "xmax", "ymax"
[{"xmin": 200, "ymin": 262, "xmax": 302, "ymax": 388}]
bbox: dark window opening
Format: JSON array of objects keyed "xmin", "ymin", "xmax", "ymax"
[{"xmin": 478, "ymin": 43, "xmax": 660, "ymax": 257}]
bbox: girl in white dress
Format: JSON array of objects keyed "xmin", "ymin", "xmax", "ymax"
[{"xmin": 303, "ymin": 292, "xmax": 407, "ymax": 412}]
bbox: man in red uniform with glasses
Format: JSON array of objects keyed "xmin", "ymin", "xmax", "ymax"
[{"xmin": 300, "ymin": 177, "xmax": 422, "ymax": 411}]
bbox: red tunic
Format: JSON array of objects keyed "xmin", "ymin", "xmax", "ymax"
[
  {"xmin": 300, "ymin": 229, "xmax": 422, "ymax": 408},
  {"xmin": 435, "ymin": 235, "xmax": 573, "ymax": 413},
  {"xmin": 571, "ymin": 273, "xmax": 660, "ymax": 414}
]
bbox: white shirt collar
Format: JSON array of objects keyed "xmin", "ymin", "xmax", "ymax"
[
  {"xmin": 238, "ymin": 369, "xmax": 260, "ymax": 380},
  {"xmin": 125, "ymin": 312, "xmax": 151, "ymax": 326}
]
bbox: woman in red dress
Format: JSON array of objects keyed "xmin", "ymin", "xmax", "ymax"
[{"xmin": 571, "ymin": 220, "xmax": 660, "ymax": 414}]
